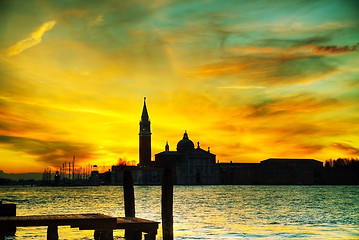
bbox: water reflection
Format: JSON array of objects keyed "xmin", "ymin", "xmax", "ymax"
[{"xmin": 0, "ymin": 185, "xmax": 358, "ymax": 239}]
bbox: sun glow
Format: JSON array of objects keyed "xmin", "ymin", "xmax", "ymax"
[{"xmin": 1, "ymin": 0, "xmax": 359, "ymax": 173}]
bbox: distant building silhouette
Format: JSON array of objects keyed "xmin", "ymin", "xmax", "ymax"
[
  {"xmin": 89, "ymin": 165, "xmax": 100, "ymax": 185},
  {"xmin": 155, "ymin": 132, "xmax": 219, "ymax": 184},
  {"xmin": 111, "ymin": 165, "xmax": 160, "ymax": 185},
  {"xmin": 219, "ymin": 162, "xmax": 258, "ymax": 184},
  {"xmin": 110, "ymin": 98, "xmax": 334, "ymax": 185},
  {"xmin": 258, "ymin": 158, "xmax": 323, "ymax": 184},
  {"xmin": 139, "ymin": 97, "xmax": 151, "ymax": 166},
  {"xmin": 219, "ymin": 158, "xmax": 324, "ymax": 185}
]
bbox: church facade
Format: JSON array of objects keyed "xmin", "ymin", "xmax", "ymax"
[{"xmin": 155, "ymin": 132, "xmax": 219, "ymax": 184}]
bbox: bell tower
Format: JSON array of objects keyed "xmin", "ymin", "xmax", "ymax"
[{"xmin": 139, "ymin": 97, "xmax": 151, "ymax": 166}]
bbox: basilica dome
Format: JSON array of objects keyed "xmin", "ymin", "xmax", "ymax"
[{"xmin": 177, "ymin": 131, "xmax": 195, "ymax": 152}]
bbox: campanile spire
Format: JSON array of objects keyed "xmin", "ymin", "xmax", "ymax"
[
  {"xmin": 141, "ymin": 97, "xmax": 149, "ymax": 121},
  {"xmin": 139, "ymin": 97, "xmax": 151, "ymax": 166}
]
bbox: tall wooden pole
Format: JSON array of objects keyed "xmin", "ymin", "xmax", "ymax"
[
  {"xmin": 123, "ymin": 170, "xmax": 141, "ymax": 240},
  {"xmin": 47, "ymin": 225, "xmax": 58, "ymax": 240},
  {"xmin": 123, "ymin": 170, "xmax": 135, "ymax": 217},
  {"xmin": 72, "ymin": 156, "xmax": 75, "ymax": 181},
  {"xmin": 68, "ymin": 162, "xmax": 71, "ymax": 180},
  {"xmin": 0, "ymin": 202, "xmax": 16, "ymax": 238},
  {"xmin": 162, "ymin": 168, "xmax": 173, "ymax": 240}
]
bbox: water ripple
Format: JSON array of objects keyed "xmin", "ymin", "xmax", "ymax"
[{"xmin": 0, "ymin": 185, "xmax": 358, "ymax": 239}]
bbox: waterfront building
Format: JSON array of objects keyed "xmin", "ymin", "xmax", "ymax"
[
  {"xmin": 218, "ymin": 159, "xmax": 324, "ymax": 185},
  {"xmin": 257, "ymin": 158, "xmax": 324, "ymax": 184},
  {"xmin": 219, "ymin": 163, "xmax": 259, "ymax": 184}
]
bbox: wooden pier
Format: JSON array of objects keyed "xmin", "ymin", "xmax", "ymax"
[
  {"xmin": 0, "ymin": 168, "xmax": 173, "ymax": 240},
  {"xmin": 0, "ymin": 213, "xmax": 159, "ymax": 240}
]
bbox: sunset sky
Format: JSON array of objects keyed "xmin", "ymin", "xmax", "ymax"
[{"xmin": 1, "ymin": 0, "xmax": 359, "ymax": 173}]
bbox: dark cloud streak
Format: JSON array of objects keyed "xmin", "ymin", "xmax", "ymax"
[
  {"xmin": 257, "ymin": 36, "xmax": 330, "ymax": 47},
  {"xmin": 194, "ymin": 53, "xmax": 336, "ymax": 86},
  {"xmin": 0, "ymin": 135, "xmax": 97, "ymax": 167},
  {"xmin": 331, "ymin": 142, "xmax": 359, "ymax": 155},
  {"xmin": 245, "ymin": 95, "xmax": 338, "ymax": 119},
  {"xmin": 314, "ymin": 43, "xmax": 358, "ymax": 54}
]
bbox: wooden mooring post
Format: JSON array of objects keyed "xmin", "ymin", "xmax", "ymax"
[
  {"xmin": 161, "ymin": 168, "xmax": 173, "ymax": 240},
  {"xmin": 0, "ymin": 201, "xmax": 16, "ymax": 239},
  {"xmin": 47, "ymin": 225, "xmax": 58, "ymax": 240},
  {"xmin": 123, "ymin": 170, "xmax": 141, "ymax": 240},
  {"xmin": 94, "ymin": 228, "xmax": 113, "ymax": 240},
  {"xmin": 123, "ymin": 170, "xmax": 135, "ymax": 218}
]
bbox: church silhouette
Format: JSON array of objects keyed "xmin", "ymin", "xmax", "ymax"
[{"xmin": 111, "ymin": 98, "xmax": 325, "ymax": 185}]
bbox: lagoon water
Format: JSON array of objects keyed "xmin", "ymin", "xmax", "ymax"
[{"xmin": 0, "ymin": 185, "xmax": 358, "ymax": 239}]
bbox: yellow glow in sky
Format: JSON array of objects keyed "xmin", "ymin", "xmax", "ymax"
[{"xmin": 0, "ymin": 0, "xmax": 359, "ymax": 173}]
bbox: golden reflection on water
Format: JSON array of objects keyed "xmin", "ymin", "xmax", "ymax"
[{"xmin": 0, "ymin": 185, "xmax": 358, "ymax": 239}]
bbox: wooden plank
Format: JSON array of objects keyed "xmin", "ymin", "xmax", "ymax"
[
  {"xmin": 115, "ymin": 217, "xmax": 159, "ymax": 234},
  {"xmin": 117, "ymin": 217, "xmax": 159, "ymax": 226},
  {"xmin": 0, "ymin": 213, "xmax": 117, "ymax": 228},
  {"xmin": 77, "ymin": 217, "xmax": 159, "ymax": 231},
  {"xmin": 117, "ymin": 217, "xmax": 159, "ymax": 224},
  {"xmin": 0, "ymin": 214, "xmax": 159, "ymax": 239}
]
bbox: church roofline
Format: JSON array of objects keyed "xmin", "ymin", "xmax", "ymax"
[
  {"xmin": 261, "ymin": 158, "xmax": 322, "ymax": 163},
  {"xmin": 155, "ymin": 151, "xmax": 181, "ymax": 156},
  {"xmin": 192, "ymin": 147, "xmax": 216, "ymax": 156}
]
